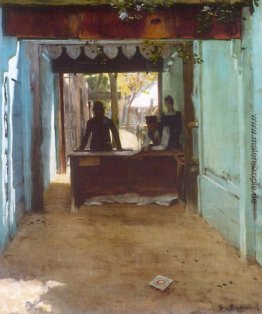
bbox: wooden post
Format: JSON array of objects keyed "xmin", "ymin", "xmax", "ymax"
[
  {"xmin": 183, "ymin": 43, "xmax": 199, "ymax": 212},
  {"xmin": 58, "ymin": 73, "xmax": 67, "ymax": 174}
]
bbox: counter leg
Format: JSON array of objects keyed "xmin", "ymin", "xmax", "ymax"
[{"xmin": 70, "ymin": 158, "xmax": 78, "ymax": 213}]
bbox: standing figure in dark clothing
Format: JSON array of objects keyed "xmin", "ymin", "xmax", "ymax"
[
  {"xmin": 162, "ymin": 95, "xmax": 182, "ymax": 149},
  {"xmin": 78, "ymin": 101, "xmax": 122, "ymax": 151}
]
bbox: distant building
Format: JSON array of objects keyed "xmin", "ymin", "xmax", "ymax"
[{"xmin": 128, "ymin": 81, "xmax": 158, "ymax": 128}]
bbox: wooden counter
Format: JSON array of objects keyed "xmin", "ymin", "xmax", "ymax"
[{"xmin": 69, "ymin": 150, "xmax": 184, "ymax": 212}]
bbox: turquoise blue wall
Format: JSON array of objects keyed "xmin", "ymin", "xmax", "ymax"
[
  {"xmin": 200, "ymin": 41, "xmax": 241, "ymax": 185},
  {"xmin": 194, "ymin": 6, "xmax": 262, "ymax": 264},
  {"xmin": 199, "ymin": 175, "xmax": 240, "ymax": 248},
  {"xmin": 0, "ymin": 9, "xmax": 34, "ymax": 250},
  {"xmin": 0, "ymin": 34, "xmax": 58, "ymax": 250},
  {"xmin": 251, "ymin": 4, "xmax": 262, "ymax": 265},
  {"xmin": 0, "ymin": 9, "xmax": 20, "ymax": 249},
  {"xmin": 194, "ymin": 40, "xmax": 242, "ymax": 249},
  {"xmin": 0, "ymin": 7, "xmax": 59, "ymax": 251},
  {"xmin": 9, "ymin": 44, "xmax": 25, "ymax": 227}
]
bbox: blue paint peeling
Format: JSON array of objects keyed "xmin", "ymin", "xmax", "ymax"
[
  {"xmin": 192, "ymin": 39, "xmax": 242, "ymax": 244},
  {"xmin": 0, "ymin": 11, "xmax": 36, "ymax": 250},
  {"xmin": 0, "ymin": 8, "xmax": 20, "ymax": 250},
  {"xmin": 0, "ymin": 12, "xmax": 59, "ymax": 249},
  {"xmin": 193, "ymin": 7, "xmax": 262, "ymax": 264},
  {"xmin": 251, "ymin": 4, "xmax": 262, "ymax": 265},
  {"xmin": 199, "ymin": 40, "xmax": 241, "ymax": 185}
]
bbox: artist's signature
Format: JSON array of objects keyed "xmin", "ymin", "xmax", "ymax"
[{"xmin": 218, "ymin": 304, "xmax": 261, "ymax": 313}]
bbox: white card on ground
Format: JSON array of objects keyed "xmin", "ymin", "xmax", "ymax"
[{"xmin": 149, "ymin": 275, "xmax": 173, "ymax": 291}]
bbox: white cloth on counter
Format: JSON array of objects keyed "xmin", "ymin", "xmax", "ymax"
[{"xmin": 141, "ymin": 126, "xmax": 170, "ymax": 151}]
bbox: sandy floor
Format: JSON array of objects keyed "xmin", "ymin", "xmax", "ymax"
[{"xmin": 0, "ymin": 174, "xmax": 262, "ymax": 314}]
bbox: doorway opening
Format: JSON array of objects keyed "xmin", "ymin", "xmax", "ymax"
[
  {"xmin": 47, "ymin": 40, "xmax": 191, "ymax": 209},
  {"xmin": 62, "ymin": 71, "xmax": 160, "ymax": 155}
]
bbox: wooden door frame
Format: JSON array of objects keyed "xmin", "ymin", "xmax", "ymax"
[
  {"xmin": 58, "ymin": 73, "xmax": 67, "ymax": 174},
  {"xmin": 183, "ymin": 44, "xmax": 199, "ymax": 212}
]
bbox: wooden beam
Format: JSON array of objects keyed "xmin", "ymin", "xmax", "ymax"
[
  {"xmin": 3, "ymin": 5, "xmax": 241, "ymax": 40},
  {"xmin": 0, "ymin": 0, "xmax": 249, "ymax": 5}
]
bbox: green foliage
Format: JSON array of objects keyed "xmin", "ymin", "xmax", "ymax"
[
  {"xmin": 109, "ymin": 0, "xmax": 256, "ymax": 24},
  {"xmin": 141, "ymin": 41, "xmax": 203, "ymax": 65},
  {"xmin": 139, "ymin": 42, "xmax": 163, "ymax": 64},
  {"xmin": 85, "ymin": 74, "xmax": 110, "ymax": 92},
  {"xmin": 109, "ymin": 0, "xmax": 174, "ymax": 21},
  {"xmin": 196, "ymin": 7, "xmax": 214, "ymax": 34},
  {"xmin": 118, "ymin": 72, "xmax": 157, "ymax": 110},
  {"xmin": 118, "ymin": 72, "xmax": 157, "ymax": 96},
  {"xmin": 175, "ymin": 45, "xmax": 204, "ymax": 64},
  {"xmin": 196, "ymin": 1, "xmax": 257, "ymax": 34}
]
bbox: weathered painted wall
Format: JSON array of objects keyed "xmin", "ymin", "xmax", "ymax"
[
  {"xmin": 20, "ymin": 42, "xmax": 59, "ymax": 212},
  {"xmin": 0, "ymin": 9, "xmax": 35, "ymax": 250},
  {"xmin": 39, "ymin": 50, "xmax": 58, "ymax": 189},
  {"xmin": 0, "ymin": 34, "xmax": 59, "ymax": 249},
  {"xmin": 194, "ymin": 5, "xmax": 262, "ymax": 264},
  {"xmin": 193, "ymin": 40, "xmax": 242, "ymax": 249},
  {"xmin": 20, "ymin": 42, "xmax": 33, "ymax": 214},
  {"xmin": 237, "ymin": 8, "xmax": 255, "ymax": 262},
  {"xmin": 250, "ymin": 4, "xmax": 262, "ymax": 266},
  {"xmin": 194, "ymin": 8, "xmax": 257, "ymax": 263},
  {"xmin": 0, "ymin": 9, "xmax": 21, "ymax": 249},
  {"xmin": 9, "ymin": 44, "xmax": 25, "ymax": 227},
  {"xmin": 200, "ymin": 41, "xmax": 241, "ymax": 185},
  {"xmin": 0, "ymin": 8, "xmax": 59, "ymax": 250},
  {"xmin": 162, "ymin": 56, "xmax": 184, "ymax": 113}
]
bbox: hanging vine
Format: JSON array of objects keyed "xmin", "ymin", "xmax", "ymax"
[
  {"xmin": 109, "ymin": 0, "xmax": 174, "ymax": 21},
  {"xmin": 84, "ymin": 41, "xmax": 203, "ymax": 65},
  {"xmin": 196, "ymin": 0, "xmax": 258, "ymax": 34},
  {"xmin": 108, "ymin": 0, "xmax": 257, "ymax": 33},
  {"xmin": 196, "ymin": 4, "xmax": 245, "ymax": 34},
  {"xmin": 140, "ymin": 41, "xmax": 204, "ymax": 65}
]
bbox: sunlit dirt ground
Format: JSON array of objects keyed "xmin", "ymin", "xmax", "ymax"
[{"xmin": 0, "ymin": 172, "xmax": 262, "ymax": 314}]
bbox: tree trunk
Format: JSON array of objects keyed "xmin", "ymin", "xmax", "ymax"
[
  {"xmin": 96, "ymin": 73, "xmax": 103, "ymax": 91},
  {"xmin": 108, "ymin": 73, "xmax": 119, "ymax": 128},
  {"xmin": 126, "ymin": 92, "xmax": 136, "ymax": 127}
]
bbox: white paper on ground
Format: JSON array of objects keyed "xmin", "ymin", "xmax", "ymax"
[{"xmin": 84, "ymin": 193, "xmax": 178, "ymax": 206}]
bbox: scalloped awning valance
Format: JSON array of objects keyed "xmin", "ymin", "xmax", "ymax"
[{"xmin": 45, "ymin": 44, "xmax": 173, "ymax": 61}]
